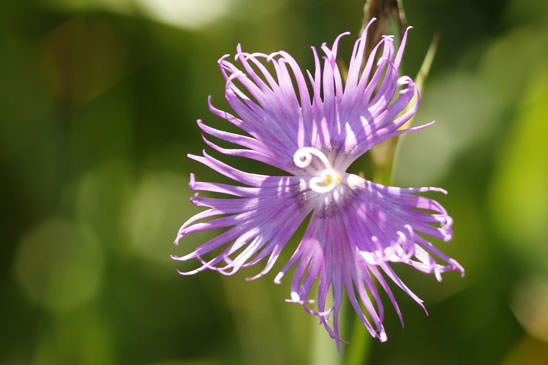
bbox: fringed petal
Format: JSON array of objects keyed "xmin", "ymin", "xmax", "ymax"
[{"xmin": 174, "ymin": 175, "xmax": 311, "ymax": 278}]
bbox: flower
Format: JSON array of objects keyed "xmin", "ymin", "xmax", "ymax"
[{"xmin": 172, "ymin": 20, "xmax": 464, "ymax": 348}]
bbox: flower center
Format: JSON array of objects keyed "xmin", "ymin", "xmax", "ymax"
[{"xmin": 293, "ymin": 147, "xmax": 341, "ymax": 193}]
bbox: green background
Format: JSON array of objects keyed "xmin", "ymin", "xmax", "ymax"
[{"xmin": 2, "ymin": 0, "xmax": 548, "ymax": 364}]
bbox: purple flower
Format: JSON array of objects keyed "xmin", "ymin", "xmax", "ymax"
[{"xmin": 172, "ymin": 20, "xmax": 464, "ymax": 348}]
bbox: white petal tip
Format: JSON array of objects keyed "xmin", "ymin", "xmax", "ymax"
[
  {"xmin": 379, "ymin": 331, "xmax": 388, "ymax": 342},
  {"xmin": 274, "ymin": 272, "xmax": 284, "ymax": 284}
]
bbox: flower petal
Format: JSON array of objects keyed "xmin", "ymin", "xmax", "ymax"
[{"xmin": 174, "ymin": 174, "xmax": 312, "ymax": 278}]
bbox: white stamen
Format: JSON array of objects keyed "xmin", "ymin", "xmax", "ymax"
[{"xmin": 293, "ymin": 147, "xmax": 341, "ymax": 193}]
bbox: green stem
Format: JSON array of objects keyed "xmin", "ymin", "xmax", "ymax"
[
  {"xmin": 311, "ymin": 321, "xmax": 342, "ymax": 365},
  {"xmin": 345, "ymin": 316, "xmax": 371, "ymax": 365}
]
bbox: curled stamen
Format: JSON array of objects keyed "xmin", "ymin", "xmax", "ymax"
[
  {"xmin": 293, "ymin": 147, "xmax": 332, "ymax": 169},
  {"xmin": 293, "ymin": 147, "xmax": 341, "ymax": 193}
]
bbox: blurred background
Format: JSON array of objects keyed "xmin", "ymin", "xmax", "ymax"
[{"xmin": 2, "ymin": 0, "xmax": 548, "ymax": 364}]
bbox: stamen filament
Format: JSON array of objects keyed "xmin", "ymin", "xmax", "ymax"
[{"xmin": 293, "ymin": 147, "xmax": 341, "ymax": 193}]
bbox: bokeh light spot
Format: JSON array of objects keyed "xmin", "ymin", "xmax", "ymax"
[
  {"xmin": 125, "ymin": 172, "xmax": 194, "ymax": 265},
  {"xmin": 14, "ymin": 218, "xmax": 104, "ymax": 313},
  {"xmin": 136, "ymin": 0, "xmax": 234, "ymax": 29},
  {"xmin": 393, "ymin": 72, "xmax": 498, "ymax": 185},
  {"xmin": 511, "ymin": 277, "xmax": 548, "ymax": 343}
]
